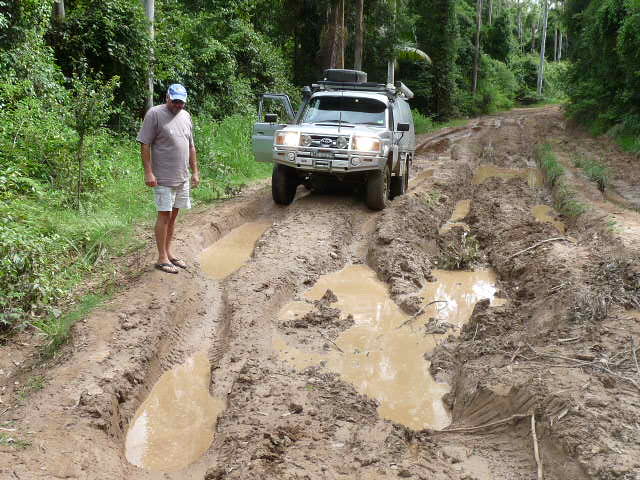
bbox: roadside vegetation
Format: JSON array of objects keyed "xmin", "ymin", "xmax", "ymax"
[
  {"xmin": 572, "ymin": 155, "xmax": 610, "ymax": 192},
  {"xmin": 1, "ymin": 0, "xmax": 637, "ymax": 353},
  {"xmin": 535, "ymin": 144, "xmax": 586, "ymax": 218}
]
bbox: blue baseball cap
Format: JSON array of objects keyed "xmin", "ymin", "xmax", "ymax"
[{"xmin": 168, "ymin": 83, "xmax": 187, "ymax": 102}]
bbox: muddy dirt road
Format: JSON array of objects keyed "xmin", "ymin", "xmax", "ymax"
[{"xmin": 2, "ymin": 106, "xmax": 639, "ymax": 479}]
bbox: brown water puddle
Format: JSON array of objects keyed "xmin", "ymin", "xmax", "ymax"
[
  {"xmin": 440, "ymin": 199, "xmax": 472, "ymax": 234},
  {"xmin": 124, "ymin": 351, "xmax": 225, "ymax": 472},
  {"xmin": 473, "ymin": 164, "xmax": 543, "ymax": 188},
  {"xmin": 200, "ymin": 222, "xmax": 271, "ymax": 279},
  {"xmin": 532, "ymin": 205, "xmax": 566, "ymax": 233},
  {"xmin": 275, "ymin": 265, "xmax": 502, "ymax": 430}
]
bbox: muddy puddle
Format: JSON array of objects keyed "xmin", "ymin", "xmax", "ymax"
[
  {"xmin": 275, "ymin": 265, "xmax": 503, "ymax": 430},
  {"xmin": 532, "ymin": 204, "xmax": 566, "ymax": 233},
  {"xmin": 124, "ymin": 351, "xmax": 225, "ymax": 472},
  {"xmin": 440, "ymin": 199, "xmax": 471, "ymax": 234},
  {"xmin": 473, "ymin": 164, "xmax": 543, "ymax": 188},
  {"xmin": 200, "ymin": 222, "xmax": 271, "ymax": 279}
]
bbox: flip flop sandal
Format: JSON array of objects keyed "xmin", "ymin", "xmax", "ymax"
[
  {"xmin": 155, "ymin": 262, "xmax": 179, "ymax": 274},
  {"xmin": 169, "ymin": 258, "xmax": 188, "ymax": 269}
]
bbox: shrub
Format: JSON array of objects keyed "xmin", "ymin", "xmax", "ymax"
[{"xmin": 412, "ymin": 110, "xmax": 434, "ymax": 134}]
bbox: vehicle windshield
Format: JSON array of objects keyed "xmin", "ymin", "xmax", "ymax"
[{"xmin": 301, "ymin": 96, "xmax": 386, "ymax": 127}]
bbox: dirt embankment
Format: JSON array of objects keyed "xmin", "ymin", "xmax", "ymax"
[{"xmin": 1, "ymin": 105, "xmax": 639, "ymax": 480}]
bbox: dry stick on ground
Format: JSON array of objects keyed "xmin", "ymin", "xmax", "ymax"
[
  {"xmin": 319, "ymin": 332, "xmax": 343, "ymax": 353},
  {"xmin": 438, "ymin": 413, "xmax": 531, "ymax": 433},
  {"xmin": 508, "ymin": 237, "xmax": 573, "ymax": 260},
  {"xmin": 531, "ymin": 415, "xmax": 544, "ymax": 480},
  {"xmin": 632, "ymin": 337, "xmax": 640, "ymax": 378},
  {"xmin": 527, "ymin": 344, "xmax": 640, "ymax": 392},
  {"xmin": 396, "ymin": 300, "xmax": 448, "ymax": 330}
]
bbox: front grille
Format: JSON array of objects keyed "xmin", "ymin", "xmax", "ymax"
[{"xmin": 303, "ymin": 134, "xmax": 348, "ymax": 149}]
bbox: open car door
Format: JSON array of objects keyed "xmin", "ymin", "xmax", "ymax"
[{"xmin": 252, "ymin": 94, "xmax": 295, "ymax": 163}]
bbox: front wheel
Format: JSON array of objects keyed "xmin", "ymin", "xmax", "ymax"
[
  {"xmin": 365, "ymin": 165, "xmax": 390, "ymax": 210},
  {"xmin": 272, "ymin": 164, "xmax": 298, "ymax": 205}
]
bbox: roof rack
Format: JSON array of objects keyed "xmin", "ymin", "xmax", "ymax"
[{"xmin": 310, "ymin": 81, "xmax": 414, "ymax": 100}]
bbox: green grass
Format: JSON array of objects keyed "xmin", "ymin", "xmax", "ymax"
[
  {"xmin": 535, "ymin": 144, "xmax": 587, "ymax": 218},
  {"xmin": 616, "ymin": 133, "xmax": 640, "ymax": 154},
  {"xmin": 421, "ymin": 190, "xmax": 443, "ymax": 207},
  {"xmin": 32, "ymin": 294, "xmax": 107, "ymax": 356},
  {"xmin": 16, "ymin": 375, "xmax": 45, "ymax": 401},
  {"xmin": 0, "ymin": 432, "xmax": 31, "ymax": 449},
  {"xmin": 572, "ymin": 155, "xmax": 610, "ymax": 191},
  {"xmin": 412, "ymin": 110, "xmax": 470, "ymax": 135}
]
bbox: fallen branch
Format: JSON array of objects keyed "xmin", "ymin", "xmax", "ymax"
[
  {"xmin": 396, "ymin": 300, "xmax": 447, "ymax": 330},
  {"xmin": 632, "ymin": 337, "xmax": 640, "ymax": 378},
  {"xmin": 438, "ymin": 413, "xmax": 530, "ymax": 433},
  {"xmin": 531, "ymin": 415, "xmax": 544, "ymax": 480},
  {"xmin": 319, "ymin": 332, "xmax": 343, "ymax": 353},
  {"xmin": 508, "ymin": 237, "xmax": 572, "ymax": 260}
]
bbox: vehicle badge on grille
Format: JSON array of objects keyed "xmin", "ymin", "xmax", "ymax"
[{"xmin": 320, "ymin": 137, "xmax": 333, "ymax": 146}]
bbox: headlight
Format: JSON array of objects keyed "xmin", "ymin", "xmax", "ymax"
[
  {"xmin": 275, "ymin": 131, "xmax": 300, "ymax": 147},
  {"xmin": 336, "ymin": 136, "xmax": 349, "ymax": 149},
  {"xmin": 352, "ymin": 136, "xmax": 381, "ymax": 153},
  {"xmin": 301, "ymin": 134, "xmax": 312, "ymax": 146}
]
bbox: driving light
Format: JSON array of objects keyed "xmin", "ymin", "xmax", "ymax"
[
  {"xmin": 301, "ymin": 134, "xmax": 312, "ymax": 146},
  {"xmin": 287, "ymin": 152, "xmax": 296, "ymax": 161},
  {"xmin": 337, "ymin": 136, "xmax": 349, "ymax": 149},
  {"xmin": 352, "ymin": 136, "xmax": 381, "ymax": 153},
  {"xmin": 351, "ymin": 157, "xmax": 361, "ymax": 166},
  {"xmin": 275, "ymin": 131, "xmax": 300, "ymax": 147}
]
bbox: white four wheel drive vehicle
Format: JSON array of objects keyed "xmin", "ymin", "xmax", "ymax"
[{"xmin": 251, "ymin": 69, "xmax": 416, "ymax": 210}]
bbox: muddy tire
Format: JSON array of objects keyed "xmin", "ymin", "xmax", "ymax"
[
  {"xmin": 365, "ymin": 165, "xmax": 390, "ymax": 210},
  {"xmin": 390, "ymin": 159, "xmax": 409, "ymax": 199},
  {"xmin": 272, "ymin": 164, "xmax": 298, "ymax": 205}
]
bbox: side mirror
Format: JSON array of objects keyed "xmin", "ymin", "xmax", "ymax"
[
  {"xmin": 265, "ymin": 113, "xmax": 278, "ymax": 123},
  {"xmin": 397, "ymin": 122, "xmax": 410, "ymax": 132}
]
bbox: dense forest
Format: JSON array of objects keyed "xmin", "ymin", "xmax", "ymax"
[{"xmin": 1, "ymin": 0, "xmax": 639, "ymax": 336}]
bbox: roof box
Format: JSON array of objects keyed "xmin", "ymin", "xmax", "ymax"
[{"xmin": 323, "ymin": 69, "xmax": 367, "ymax": 83}]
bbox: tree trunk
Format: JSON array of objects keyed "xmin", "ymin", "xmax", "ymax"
[
  {"xmin": 54, "ymin": 0, "xmax": 65, "ymax": 22},
  {"xmin": 319, "ymin": 0, "xmax": 345, "ymax": 70},
  {"xmin": 558, "ymin": 31, "xmax": 563, "ymax": 60},
  {"xmin": 336, "ymin": 0, "xmax": 345, "ymax": 69},
  {"xmin": 517, "ymin": 0, "xmax": 523, "ymax": 51},
  {"xmin": 537, "ymin": 0, "xmax": 549, "ymax": 96},
  {"xmin": 489, "ymin": 0, "xmax": 493, "ymax": 26},
  {"xmin": 554, "ymin": 27, "xmax": 558, "ymax": 61},
  {"xmin": 354, "ymin": 0, "xmax": 364, "ymax": 71},
  {"xmin": 142, "ymin": 0, "xmax": 154, "ymax": 113},
  {"xmin": 473, "ymin": 0, "xmax": 483, "ymax": 94},
  {"xmin": 531, "ymin": 17, "xmax": 538, "ymax": 53}
]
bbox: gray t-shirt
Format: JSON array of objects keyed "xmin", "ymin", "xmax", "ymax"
[{"xmin": 137, "ymin": 104, "xmax": 194, "ymax": 187}]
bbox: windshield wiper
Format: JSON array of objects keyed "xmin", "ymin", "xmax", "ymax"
[{"xmin": 315, "ymin": 119, "xmax": 353, "ymax": 124}]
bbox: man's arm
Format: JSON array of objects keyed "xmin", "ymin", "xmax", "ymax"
[
  {"xmin": 189, "ymin": 145, "xmax": 200, "ymax": 188},
  {"xmin": 141, "ymin": 143, "xmax": 157, "ymax": 187}
]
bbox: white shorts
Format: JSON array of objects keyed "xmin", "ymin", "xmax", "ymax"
[{"xmin": 154, "ymin": 182, "xmax": 191, "ymax": 211}]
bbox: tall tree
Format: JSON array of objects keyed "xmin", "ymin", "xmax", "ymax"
[
  {"xmin": 54, "ymin": 1, "xmax": 65, "ymax": 23},
  {"xmin": 142, "ymin": 0, "xmax": 154, "ymax": 113},
  {"xmin": 319, "ymin": 0, "xmax": 346, "ymax": 70},
  {"xmin": 537, "ymin": 0, "xmax": 549, "ymax": 95},
  {"xmin": 354, "ymin": 0, "xmax": 365, "ymax": 70},
  {"xmin": 472, "ymin": 0, "xmax": 483, "ymax": 94}
]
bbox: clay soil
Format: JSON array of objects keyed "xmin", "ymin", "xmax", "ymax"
[{"xmin": 2, "ymin": 105, "xmax": 639, "ymax": 479}]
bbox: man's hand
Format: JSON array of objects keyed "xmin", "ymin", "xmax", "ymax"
[
  {"xmin": 191, "ymin": 172, "xmax": 200, "ymax": 188},
  {"xmin": 145, "ymin": 172, "xmax": 158, "ymax": 187}
]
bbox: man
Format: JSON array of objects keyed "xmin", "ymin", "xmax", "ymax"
[{"xmin": 137, "ymin": 83, "xmax": 200, "ymax": 274}]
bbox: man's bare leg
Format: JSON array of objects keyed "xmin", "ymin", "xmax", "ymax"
[
  {"xmin": 155, "ymin": 211, "xmax": 172, "ymax": 265},
  {"xmin": 165, "ymin": 207, "xmax": 180, "ymax": 261}
]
